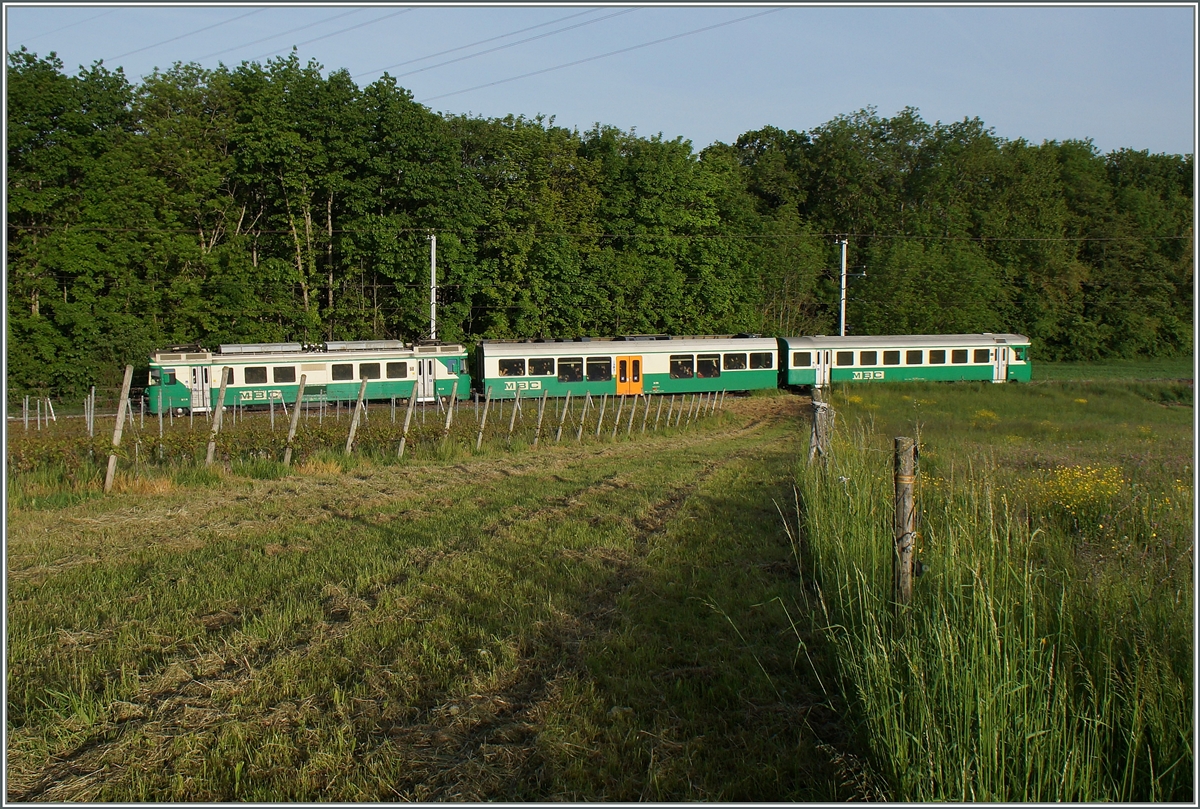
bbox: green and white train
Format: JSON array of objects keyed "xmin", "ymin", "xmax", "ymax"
[
  {"xmin": 146, "ymin": 340, "xmax": 470, "ymax": 415},
  {"xmin": 144, "ymin": 332, "xmax": 1032, "ymax": 414},
  {"xmin": 780, "ymin": 334, "xmax": 1031, "ymax": 387},
  {"xmin": 474, "ymin": 335, "xmax": 780, "ymax": 400}
]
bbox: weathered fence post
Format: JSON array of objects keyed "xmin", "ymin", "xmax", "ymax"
[
  {"xmin": 398, "ymin": 381, "xmax": 418, "ymax": 458},
  {"xmin": 808, "ymin": 388, "xmax": 834, "ymax": 466},
  {"xmin": 594, "ymin": 393, "xmax": 608, "ymax": 437},
  {"xmin": 475, "ymin": 386, "xmax": 493, "ymax": 451},
  {"xmin": 532, "ymin": 388, "xmax": 549, "ymax": 447},
  {"xmin": 442, "ymin": 380, "xmax": 459, "ymax": 445},
  {"xmin": 282, "ymin": 375, "xmax": 307, "ymax": 467},
  {"xmin": 345, "ymin": 377, "xmax": 369, "ymax": 455},
  {"xmin": 204, "ymin": 367, "xmax": 232, "ymax": 468},
  {"xmin": 610, "ymin": 395, "xmax": 625, "ymax": 440},
  {"xmin": 626, "ymin": 393, "xmax": 638, "ymax": 436},
  {"xmin": 506, "ymin": 389, "xmax": 521, "ymax": 447},
  {"xmin": 640, "ymin": 394, "xmax": 651, "ymax": 434},
  {"xmin": 894, "ymin": 436, "xmax": 917, "ymax": 606},
  {"xmin": 555, "ymin": 390, "xmax": 572, "ymax": 443},
  {"xmin": 576, "ymin": 391, "xmax": 592, "ymax": 442},
  {"xmin": 49, "ymin": 397, "xmax": 58, "ymax": 423},
  {"xmin": 654, "ymin": 394, "xmax": 665, "ymax": 431},
  {"xmin": 103, "ymin": 365, "xmax": 135, "ymax": 493}
]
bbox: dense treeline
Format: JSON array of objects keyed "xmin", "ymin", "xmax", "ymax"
[{"xmin": 7, "ymin": 50, "xmax": 1193, "ymax": 396}]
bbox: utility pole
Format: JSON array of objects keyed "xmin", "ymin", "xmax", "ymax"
[
  {"xmin": 427, "ymin": 231, "xmax": 436, "ymax": 338},
  {"xmin": 839, "ymin": 237, "xmax": 848, "ymax": 337}
]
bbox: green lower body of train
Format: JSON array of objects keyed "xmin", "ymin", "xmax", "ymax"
[
  {"xmin": 785, "ymin": 363, "xmax": 1031, "ymax": 387},
  {"xmin": 479, "ymin": 368, "xmax": 778, "ymax": 400},
  {"xmin": 147, "ymin": 375, "xmax": 471, "ymax": 414}
]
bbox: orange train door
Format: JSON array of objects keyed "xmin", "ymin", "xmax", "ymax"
[{"xmin": 616, "ymin": 355, "xmax": 643, "ymax": 395}]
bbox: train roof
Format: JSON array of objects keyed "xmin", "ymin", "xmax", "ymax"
[
  {"xmin": 150, "ymin": 341, "xmax": 465, "ymax": 364},
  {"xmin": 478, "ymin": 335, "xmax": 779, "ymax": 356},
  {"xmin": 780, "ymin": 333, "xmax": 1029, "ymax": 349}
]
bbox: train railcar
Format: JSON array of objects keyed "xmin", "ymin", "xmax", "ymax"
[
  {"xmin": 475, "ymin": 335, "xmax": 780, "ymax": 400},
  {"xmin": 780, "ymin": 333, "xmax": 1031, "ymax": 388},
  {"xmin": 146, "ymin": 340, "xmax": 470, "ymax": 415}
]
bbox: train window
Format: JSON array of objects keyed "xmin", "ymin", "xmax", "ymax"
[
  {"xmin": 586, "ymin": 357, "xmax": 612, "ymax": 381},
  {"xmin": 883, "ymin": 351, "xmax": 901, "ymax": 366},
  {"xmin": 952, "ymin": 349, "xmax": 968, "ymax": 364},
  {"xmin": 836, "ymin": 351, "xmax": 854, "ymax": 366},
  {"xmin": 386, "ymin": 362, "xmax": 408, "ymax": 379},
  {"xmin": 929, "ymin": 350, "xmax": 946, "ymax": 364},
  {"xmin": 529, "ymin": 357, "xmax": 555, "ymax": 376},
  {"xmin": 245, "ymin": 366, "xmax": 268, "ymax": 384},
  {"xmin": 225, "ymin": 368, "xmax": 234, "ymax": 386},
  {"xmin": 1014, "ymin": 347, "xmax": 1027, "ymax": 361},
  {"xmin": 359, "ymin": 363, "xmax": 381, "ymax": 379},
  {"xmin": 750, "ymin": 352, "xmax": 773, "ymax": 369},
  {"xmin": 723, "ymin": 353, "xmax": 747, "ymax": 370},
  {"xmin": 793, "ymin": 352, "xmax": 811, "ymax": 367},
  {"xmin": 632, "ymin": 359, "xmax": 640, "ymax": 383},
  {"xmin": 697, "ymin": 354, "xmax": 721, "ymax": 378},
  {"xmin": 498, "ymin": 359, "xmax": 526, "ymax": 377},
  {"xmin": 332, "ymin": 363, "xmax": 353, "ymax": 380},
  {"xmin": 274, "ymin": 366, "xmax": 297, "ymax": 383},
  {"xmin": 859, "ymin": 351, "xmax": 877, "ymax": 366},
  {"xmin": 558, "ymin": 358, "xmax": 583, "ymax": 382},
  {"xmin": 669, "ymin": 355, "xmax": 695, "ymax": 379},
  {"xmin": 973, "ymin": 349, "xmax": 990, "ymax": 363},
  {"xmin": 906, "ymin": 350, "xmax": 923, "ymax": 365}
]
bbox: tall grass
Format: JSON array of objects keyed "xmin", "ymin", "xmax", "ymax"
[{"xmin": 794, "ymin": 419, "xmax": 1192, "ymax": 801}]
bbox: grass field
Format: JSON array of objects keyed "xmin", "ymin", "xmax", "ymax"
[
  {"xmin": 793, "ymin": 378, "xmax": 1193, "ymax": 801},
  {"xmin": 6, "ymin": 396, "xmax": 850, "ymax": 801},
  {"xmin": 5, "ymin": 374, "xmax": 1193, "ymax": 801},
  {"xmin": 1034, "ymin": 355, "xmax": 1194, "ymax": 380}
]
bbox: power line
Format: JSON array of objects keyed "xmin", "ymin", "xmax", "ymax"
[
  {"xmin": 194, "ymin": 9, "xmax": 366, "ymax": 61},
  {"xmin": 105, "ymin": 9, "xmax": 267, "ymax": 63},
  {"xmin": 12, "ymin": 10, "xmax": 113, "ymax": 45},
  {"xmin": 353, "ymin": 7, "xmax": 601, "ymax": 79},
  {"xmin": 421, "ymin": 8, "xmax": 783, "ymax": 103},
  {"xmin": 372, "ymin": 9, "xmax": 637, "ymax": 82},
  {"xmin": 249, "ymin": 9, "xmax": 414, "ymax": 62}
]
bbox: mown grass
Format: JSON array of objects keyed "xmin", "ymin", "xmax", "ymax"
[
  {"xmin": 6, "ymin": 395, "xmax": 848, "ymax": 801},
  {"xmin": 791, "ymin": 379, "xmax": 1193, "ymax": 801}
]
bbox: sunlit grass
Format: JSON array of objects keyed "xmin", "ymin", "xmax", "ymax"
[{"xmin": 790, "ymin": 380, "xmax": 1193, "ymax": 801}]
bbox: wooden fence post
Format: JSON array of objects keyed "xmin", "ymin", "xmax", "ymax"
[
  {"xmin": 204, "ymin": 367, "xmax": 232, "ymax": 467},
  {"xmin": 576, "ymin": 391, "xmax": 592, "ymax": 442},
  {"xmin": 103, "ymin": 365, "xmax": 135, "ymax": 493},
  {"xmin": 506, "ymin": 389, "xmax": 521, "ymax": 447},
  {"xmin": 398, "ymin": 381, "xmax": 418, "ymax": 458},
  {"xmin": 475, "ymin": 386, "xmax": 493, "ymax": 451},
  {"xmin": 532, "ymin": 388, "xmax": 549, "ymax": 447},
  {"xmin": 344, "ymin": 377, "xmax": 369, "ymax": 455},
  {"xmin": 894, "ymin": 436, "xmax": 917, "ymax": 606},
  {"xmin": 555, "ymin": 389, "xmax": 572, "ymax": 443},
  {"xmin": 640, "ymin": 394, "xmax": 651, "ymax": 434},
  {"xmin": 808, "ymin": 387, "xmax": 834, "ymax": 466},
  {"xmin": 626, "ymin": 393, "xmax": 638, "ymax": 436},
  {"xmin": 594, "ymin": 393, "xmax": 608, "ymax": 437},
  {"xmin": 283, "ymin": 375, "xmax": 307, "ymax": 467},
  {"xmin": 442, "ymin": 380, "xmax": 460, "ymax": 444},
  {"xmin": 610, "ymin": 394, "xmax": 625, "ymax": 440},
  {"xmin": 654, "ymin": 394, "xmax": 665, "ymax": 431}
]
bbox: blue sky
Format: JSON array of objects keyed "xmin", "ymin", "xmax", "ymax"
[{"xmin": 4, "ymin": 4, "xmax": 1195, "ymax": 156}]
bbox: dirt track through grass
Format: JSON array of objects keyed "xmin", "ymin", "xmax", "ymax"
[{"xmin": 8, "ymin": 395, "xmax": 846, "ymax": 801}]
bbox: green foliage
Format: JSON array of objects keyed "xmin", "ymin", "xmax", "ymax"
[{"xmin": 6, "ymin": 52, "xmax": 1192, "ymax": 397}]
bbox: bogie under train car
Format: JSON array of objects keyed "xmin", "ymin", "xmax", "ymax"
[
  {"xmin": 146, "ymin": 341, "xmax": 470, "ymax": 415},
  {"xmin": 781, "ymin": 334, "xmax": 1031, "ymax": 388},
  {"xmin": 475, "ymin": 335, "xmax": 781, "ymax": 400}
]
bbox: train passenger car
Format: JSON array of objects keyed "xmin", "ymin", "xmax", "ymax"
[
  {"xmin": 146, "ymin": 340, "xmax": 470, "ymax": 415},
  {"xmin": 780, "ymin": 334, "xmax": 1031, "ymax": 388},
  {"xmin": 476, "ymin": 335, "xmax": 780, "ymax": 400}
]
